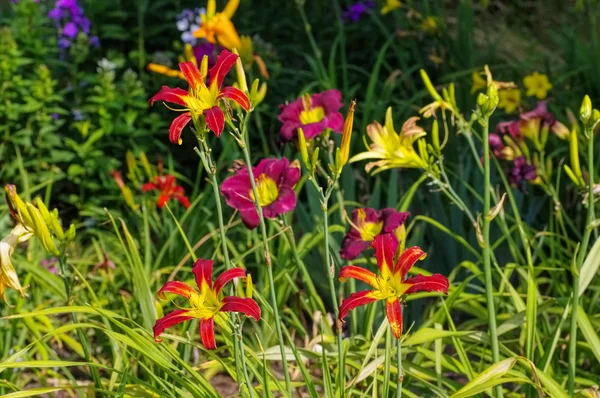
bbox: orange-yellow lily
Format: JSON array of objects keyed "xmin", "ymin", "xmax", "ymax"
[{"xmin": 193, "ymin": 0, "xmax": 242, "ymax": 51}]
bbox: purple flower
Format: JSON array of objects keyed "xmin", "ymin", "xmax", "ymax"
[
  {"xmin": 496, "ymin": 101, "xmax": 569, "ymax": 142},
  {"xmin": 41, "ymin": 258, "xmax": 59, "ymax": 274},
  {"xmin": 343, "ymin": 1, "xmax": 374, "ymax": 23},
  {"xmin": 58, "ymin": 37, "xmax": 71, "ymax": 49},
  {"xmin": 89, "ymin": 36, "xmax": 100, "ymax": 48},
  {"xmin": 508, "ymin": 156, "xmax": 537, "ymax": 190},
  {"xmin": 48, "ymin": 8, "xmax": 62, "ymax": 20},
  {"xmin": 340, "ymin": 208, "xmax": 410, "ymax": 260},
  {"xmin": 487, "ymin": 133, "xmax": 514, "ymax": 160},
  {"xmin": 278, "ymin": 89, "xmax": 344, "ymax": 141},
  {"xmin": 221, "ymin": 158, "xmax": 300, "ymax": 229},
  {"xmin": 192, "ymin": 42, "xmax": 216, "ymax": 67},
  {"xmin": 62, "ymin": 21, "xmax": 78, "ymax": 38}
]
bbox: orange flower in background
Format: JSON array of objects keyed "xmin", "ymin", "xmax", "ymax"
[
  {"xmin": 149, "ymin": 50, "xmax": 250, "ymax": 143},
  {"xmin": 338, "ymin": 234, "xmax": 449, "ymax": 338},
  {"xmin": 193, "ymin": 0, "xmax": 242, "ymax": 51},
  {"xmin": 142, "ymin": 174, "xmax": 191, "ymax": 209},
  {"xmin": 154, "ymin": 258, "xmax": 260, "ymax": 349}
]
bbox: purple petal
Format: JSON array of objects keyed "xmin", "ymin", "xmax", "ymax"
[
  {"xmin": 340, "ymin": 235, "xmax": 372, "ymax": 260},
  {"xmin": 63, "ymin": 22, "xmax": 79, "ymax": 38},
  {"xmin": 325, "ymin": 112, "xmax": 344, "ymax": 133},
  {"xmin": 264, "ymin": 186, "xmax": 296, "ymax": 217},
  {"xmin": 380, "ymin": 209, "xmax": 410, "ymax": 232},
  {"xmin": 240, "ymin": 209, "xmax": 260, "ymax": 229}
]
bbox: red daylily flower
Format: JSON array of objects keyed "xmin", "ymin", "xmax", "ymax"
[
  {"xmin": 338, "ymin": 233, "xmax": 449, "ymax": 338},
  {"xmin": 142, "ymin": 174, "xmax": 190, "ymax": 209},
  {"xmin": 154, "ymin": 258, "xmax": 260, "ymax": 349},
  {"xmin": 149, "ymin": 49, "xmax": 250, "ymax": 143}
]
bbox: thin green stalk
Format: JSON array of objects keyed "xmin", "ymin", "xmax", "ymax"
[
  {"xmin": 58, "ymin": 250, "xmax": 103, "ymax": 394},
  {"xmin": 396, "ymin": 338, "xmax": 403, "ymax": 398},
  {"xmin": 238, "ymin": 327, "xmax": 255, "ymax": 398},
  {"xmin": 383, "ymin": 326, "xmax": 392, "ymax": 398},
  {"xmin": 481, "ymin": 117, "xmax": 502, "ymax": 398},
  {"xmin": 295, "ymin": 0, "xmax": 329, "ymax": 86},
  {"xmin": 240, "ymin": 143, "xmax": 292, "ymax": 396},
  {"xmin": 164, "ymin": 203, "xmax": 197, "ymax": 262},
  {"xmin": 568, "ymin": 123, "xmax": 596, "ymax": 394}
]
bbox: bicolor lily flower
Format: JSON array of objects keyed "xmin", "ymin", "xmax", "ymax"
[
  {"xmin": 278, "ymin": 89, "xmax": 344, "ymax": 141},
  {"xmin": 142, "ymin": 174, "xmax": 191, "ymax": 209},
  {"xmin": 154, "ymin": 258, "xmax": 260, "ymax": 349},
  {"xmin": 350, "ymin": 107, "xmax": 428, "ymax": 173},
  {"xmin": 340, "ymin": 208, "xmax": 409, "ymax": 260},
  {"xmin": 339, "ymin": 233, "xmax": 449, "ymax": 338},
  {"xmin": 149, "ymin": 49, "xmax": 250, "ymax": 143},
  {"xmin": 193, "ymin": 0, "xmax": 242, "ymax": 51},
  {"xmin": 221, "ymin": 158, "xmax": 300, "ymax": 229}
]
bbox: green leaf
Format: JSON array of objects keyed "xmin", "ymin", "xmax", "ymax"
[
  {"xmin": 577, "ymin": 306, "xmax": 600, "ymax": 364},
  {"xmin": 403, "ymin": 328, "xmax": 475, "ymax": 347},
  {"xmin": 579, "ymin": 236, "xmax": 600, "ymax": 295},
  {"xmin": 449, "ymin": 357, "xmax": 517, "ymax": 398}
]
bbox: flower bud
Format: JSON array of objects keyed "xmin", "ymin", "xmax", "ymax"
[
  {"xmin": 420, "ymin": 69, "xmax": 442, "ymax": 101},
  {"xmin": 580, "ymin": 95, "xmax": 592, "ymax": 124},
  {"xmin": 336, "ymin": 100, "xmax": 356, "ymax": 172},
  {"xmin": 50, "ymin": 209, "xmax": 66, "ymax": 241},
  {"xmin": 66, "ymin": 223, "xmax": 77, "ymax": 242},
  {"xmin": 246, "ymin": 274, "xmax": 253, "ymax": 299},
  {"xmin": 26, "ymin": 204, "xmax": 59, "ymax": 255},
  {"xmin": 232, "ymin": 48, "xmax": 248, "ymax": 94},
  {"xmin": 297, "ymin": 128, "xmax": 310, "ymax": 168},
  {"xmin": 200, "ymin": 54, "xmax": 209, "ymax": 81},
  {"xmin": 431, "ymin": 119, "xmax": 440, "ymax": 154},
  {"xmin": 486, "ymin": 193, "xmax": 506, "ymax": 221}
]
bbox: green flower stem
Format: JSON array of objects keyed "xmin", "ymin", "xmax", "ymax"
[
  {"xmin": 239, "ymin": 141, "xmax": 293, "ymax": 397},
  {"xmin": 164, "ymin": 203, "xmax": 197, "ymax": 262},
  {"xmin": 481, "ymin": 117, "xmax": 502, "ymax": 398},
  {"xmin": 295, "ymin": 0, "xmax": 329, "ymax": 86},
  {"xmin": 193, "ymin": 136, "xmax": 246, "ymax": 393},
  {"xmin": 238, "ymin": 324, "xmax": 255, "ymax": 398},
  {"xmin": 396, "ymin": 337, "xmax": 403, "ymax": 398},
  {"xmin": 568, "ymin": 123, "xmax": 596, "ymax": 394},
  {"xmin": 58, "ymin": 249, "xmax": 103, "ymax": 392}
]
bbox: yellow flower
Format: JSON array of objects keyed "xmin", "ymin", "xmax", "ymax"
[
  {"xmin": 350, "ymin": 107, "xmax": 428, "ymax": 173},
  {"xmin": 498, "ymin": 88, "xmax": 521, "ymax": 114},
  {"xmin": 0, "ymin": 224, "xmax": 30, "ymax": 302},
  {"xmin": 381, "ymin": 0, "xmax": 402, "ymax": 15},
  {"xmin": 471, "ymin": 71, "xmax": 487, "ymax": 94},
  {"xmin": 420, "ymin": 17, "xmax": 438, "ymax": 34},
  {"xmin": 193, "ymin": 0, "xmax": 242, "ymax": 51},
  {"xmin": 523, "ymin": 72, "xmax": 552, "ymax": 99}
]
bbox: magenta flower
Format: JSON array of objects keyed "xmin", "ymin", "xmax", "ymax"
[
  {"xmin": 340, "ymin": 208, "xmax": 410, "ymax": 260},
  {"xmin": 278, "ymin": 89, "xmax": 344, "ymax": 141},
  {"xmin": 221, "ymin": 158, "xmax": 300, "ymax": 229},
  {"xmin": 509, "ymin": 156, "xmax": 538, "ymax": 191},
  {"xmin": 496, "ymin": 101, "xmax": 569, "ymax": 142}
]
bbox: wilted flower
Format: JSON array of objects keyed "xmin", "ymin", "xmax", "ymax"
[
  {"xmin": 351, "ymin": 107, "xmax": 428, "ymax": 173},
  {"xmin": 112, "ymin": 170, "xmax": 140, "ymax": 212},
  {"xmin": 340, "ymin": 208, "xmax": 409, "ymax": 260},
  {"xmin": 523, "ymin": 72, "xmax": 552, "ymax": 100},
  {"xmin": 498, "ymin": 88, "xmax": 521, "ymax": 114},
  {"xmin": 149, "ymin": 50, "xmax": 250, "ymax": 142},
  {"xmin": 221, "ymin": 158, "xmax": 300, "ymax": 229},
  {"xmin": 338, "ymin": 234, "xmax": 449, "ymax": 338},
  {"xmin": 193, "ymin": 0, "xmax": 242, "ymax": 50},
  {"xmin": 278, "ymin": 90, "xmax": 344, "ymax": 141},
  {"xmin": 342, "ymin": 1, "xmax": 374, "ymax": 23},
  {"xmin": 1, "ymin": 224, "xmax": 29, "ymax": 301},
  {"xmin": 142, "ymin": 174, "xmax": 191, "ymax": 209},
  {"xmin": 154, "ymin": 258, "xmax": 260, "ymax": 349},
  {"xmin": 508, "ymin": 156, "xmax": 538, "ymax": 190}
]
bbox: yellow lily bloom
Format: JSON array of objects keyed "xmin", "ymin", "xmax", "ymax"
[
  {"xmin": 381, "ymin": 0, "xmax": 402, "ymax": 15},
  {"xmin": 523, "ymin": 72, "xmax": 552, "ymax": 99},
  {"xmin": 350, "ymin": 107, "xmax": 428, "ymax": 173},
  {"xmin": 193, "ymin": 0, "xmax": 242, "ymax": 51},
  {"xmin": 498, "ymin": 88, "xmax": 521, "ymax": 114},
  {"xmin": 0, "ymin": 224, "xmax": 29, "ymax": 302},
  {"xmin": 471, "ymin": 71, "xmax": 487, "ymax": 94}
]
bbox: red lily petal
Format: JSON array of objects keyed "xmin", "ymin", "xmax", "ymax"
[
  {"xmin": 339, "ymin": 265, "xmax": 378, "ymax": 288},
  {"xmin": 200, "ymin": 317, "xmax": 217, "ymax": 350},
  {"xmin": 169, "ymin": 112, "xmax": 192, "ymax": 145},
  {"xmin": 213, "ymin": 268, "xmax": 246, "ymax": 295},
  {"xmin": 373, "ymin": 233, "xmax": 398, "ymax": 276},
  {"xmin": 220, "ymin": 296, "xmax": 261, "ymax": 321},
  {"xmin": 203, "ymin": 106, "xmax": 225, "ymax": 137},
  {"xmin": 179, "ymin": 62, "xmax": 204, "ymax": 90},
  {"xmin": 394, "ymin": 246, "xmax": 427, "ymax": 280},
  {"xmin": 177, "ymin": 195, "xmax": 191, "ymax": 209},
  {"xmin": 192, "ymin": 259, "xmax": 213, "ymax": 290},
  {"xmin": 339, "ymin": 290, "xmax": 378, "ymax": 321},
  {"xmin": 403, "ymin": 274, "xmax": 449, "ymax": 295},
  {"xmin": 208, "ymin": 50, "xmax": 238, "ymax": 90},
  {"xmin": 157, "ymin": 281, "xmax": 197, "ymax": 300},
  {"xmin": 149, "ymin": 86, "xmax": 189, "ymax": 106},
  {"xmin": 141, "ymin": 182, "xmax": 157, "ymax": 192},
  {"xmin": 157, "ymin": 194, "xmax": 169, "ymax": 208},
  {"xmin": 153, "ymin": 309, "xmax": 194, "ymax": 342},
  {"xmin": 219, "ymin": 86, "xmax": 250, "ymax": 111},
  {"xmin": 386, "ymin": 297, "xmax": 403, "ymax": 339}
]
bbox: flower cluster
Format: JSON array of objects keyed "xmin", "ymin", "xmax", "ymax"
[
  {"xmin": 339, "ymin": 234, "xmax": 449, "ymax": 338},
  {"xmin": 48, "ymin": 0, "xmax": 98, "ymax": 50},
  {"xmin": 342, "ymin": 1, "xmax": 374, "ymax": 23},
  {"xmin": 221, "ymin": 158, "xmax": 300, "ymax": 229},
  {"xmin": 279, "ymin": 89, "xmax": 344, "ymax": 141},
  {"xmin": 177, "ymin": 8, "xmax": 205, "ymax": 45},
  {"xmin": 154, "ymin": 258, "xmax": 260, "ymax": 349}
]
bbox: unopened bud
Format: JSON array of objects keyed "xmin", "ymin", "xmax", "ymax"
[
  {"xmin": 580, "ymin": 95, "xmax": 592, "ymax": 123},
  {"xmin": 297, "ymin": 128, "xmax": 310, "ymax": 168},
  {"xmin": 66, "ymin": 223, "xmax": 76, "ymax": 242}
]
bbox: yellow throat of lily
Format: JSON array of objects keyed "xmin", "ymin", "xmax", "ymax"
[
  {"xmin": 251, "ymin": 174, "xmax": 279, "ymax": 207},
  {"xmin": 299, "ymin": 93, "xmax": 325, "ymax": 125}
]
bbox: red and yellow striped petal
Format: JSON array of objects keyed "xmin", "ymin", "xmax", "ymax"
[
  {"xmin": 339, "ymin": 265, "xmax": 378, "ymax": 288},
  {"xmin": 373, "ymin": 233, "xmax": 398, "ymax": 276},
  {"xmin": 149, "ymin": 86, "xmax": 189, "ymax": 106},
  {"xmin": 385, "ymin": 297, "xmax": 403, "ymax": 339},
  {"xmin": 339, "ymin": 290, "xmax": 378, "ymax": 321},
  {"xmin": 192, "ymin": 258, "xmax": 213, "ymax": 291},
  {"xmin": 394, "ymin": 246, "xmax": 427, "ymax": 280},
  {"xmin": 208, "ymin": 50, "xmax": 238, "ymax": 90},
  {"xmin": 219, "ymin": 86, "xmax": 250, "ymax": 111},
  {"xmin": 169, "ymin": 112, "xmax": 192, "ymax": 145},
  {"xmin": 153, "ymin": 309, "xmax": 194, "ymax": 342},
  {"xmin": 157, "ymin": 281, "xmax": 197, "ymax": 300},
  {"xmin": 179, "ymin": 62, "xmax": 204, "ymax": 90},
  {"xmin": 220, "ymin": 296, "xmax": 261, "ymax": 321},
  {"xmin": 203, "ymin": 106, "xmax": 225, "ymax": 137},
  {"xmin": 402, "ymin": 274, "xmax": 449, "ymax": 295},
  {"xmin": 200, "ymin": 317, "xmax": 217, "ymax": 350},
  {"xmin": 213, "ymin": 268, "xmax": 247, "ymax": 295}
]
